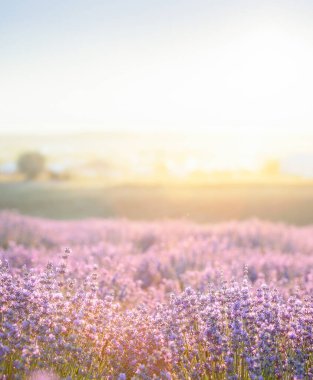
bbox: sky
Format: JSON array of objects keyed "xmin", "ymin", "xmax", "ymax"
[{"xmin": 0, "ymin": 0, "xmax": 312, "ymax": 175}]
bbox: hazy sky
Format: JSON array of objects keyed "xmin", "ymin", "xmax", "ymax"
[{"xmin": 1, "ymin": 0, "xmax": 313, "ymax": 140}]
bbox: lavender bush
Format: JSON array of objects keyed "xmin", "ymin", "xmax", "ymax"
[{"xmin": 0, "ymin": 212, "xmax": 312, "ymax": 379}]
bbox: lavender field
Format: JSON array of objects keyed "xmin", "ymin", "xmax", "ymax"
[{"xmin": 0, "ymin": 212, "xmax": 312, "ymax": 379}]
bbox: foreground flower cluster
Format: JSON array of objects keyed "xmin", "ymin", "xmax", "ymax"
[{"xmin": 0, "ymin": 212, "xmax": 312, "ymax": 379}]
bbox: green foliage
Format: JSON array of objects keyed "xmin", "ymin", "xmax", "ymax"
[{"xmin": 17, "ymin": 152, "xmax": 45, "ymax": 179}]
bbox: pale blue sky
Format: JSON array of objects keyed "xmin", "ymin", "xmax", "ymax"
[{"xmin": 1, "ymin": 0, "xmax": 313, "ymax": 140}]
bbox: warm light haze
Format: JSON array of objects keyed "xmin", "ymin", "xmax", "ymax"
[
  {"xmin": 1, "ymin": 1, "xmax": 313, "ymax": 176},
  {"xmin": 0, "ymin": 0, "xmax": 313, "ymax": 181}
]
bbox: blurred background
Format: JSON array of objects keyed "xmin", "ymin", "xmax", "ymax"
[{"xmin": 0, "ymin": 0, "xmax": 313, "ymax": 224}]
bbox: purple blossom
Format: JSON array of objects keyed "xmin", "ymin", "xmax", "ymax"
[{"xmin": 0, "ymin": 212, "xmax": 312, "ymax": 378}]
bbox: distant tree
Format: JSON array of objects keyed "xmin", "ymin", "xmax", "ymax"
[{"xmin": 17, "ymin": 151, "xmax": 45, "ymax": 179}]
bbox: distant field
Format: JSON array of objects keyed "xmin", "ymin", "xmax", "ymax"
[{"xmin": 0, "ymin": 181, "xmax": 313, "ymax": 224}]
